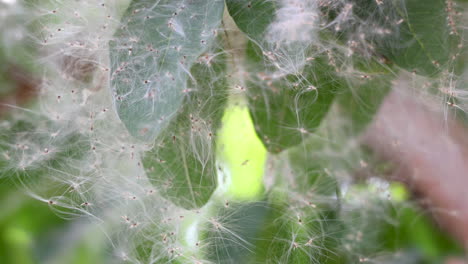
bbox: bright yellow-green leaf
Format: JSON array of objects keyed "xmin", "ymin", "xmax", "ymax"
[{"xmin": 217, "ymin": 98, "xmax": 267, "ymax": 200}]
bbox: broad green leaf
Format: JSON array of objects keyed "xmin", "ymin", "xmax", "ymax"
[
  {"xmin": 349, "ymin": 0, "xmax": 457, "ymax": 76},
  {"xmin": 242, "ymin": 145, "xmax": 341, "ymax": 263},
  {"xmin": 226, "ymin": 1, "xmax": 345, "ymax": 153},
  {"xmin": 205, "ymin": 201, "xmax": 269, "ymax": 264},
  {"xmin": 225, "ymin": 0, "xmax": 276, "ymax": 41},
  {"xmin": 246, "ymin": 41, "xmax": 345, "ymax": 153},
  {"xmin": 252, "ymin": 191, "xmax": 341, "ymax": 264},
  {"xmin": 336, "ymin": 59, "xmax": 393, "ymax": 136},
  {"xmin": 143, "ymin": 50, "xmax": 228, "ymax": 209},
  {"xmin": 381, "ymin": 0, "xmax": 456, "ymax": 76},
  {"xmin": 110, "ymin": 0, "xmax": 224, "ymax": 142}
]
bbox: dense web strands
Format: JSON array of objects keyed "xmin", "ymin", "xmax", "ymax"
[
  {"xmin": 0, "ymin": 0, "xmax": 466, "ymax": 263},
  {"xmin": 264, "ymin": 0, "xmax": 321, "ymax": 74},
  {"xmin": 266, "ymin": 0, "xmax": 319, "ymax": 45}
]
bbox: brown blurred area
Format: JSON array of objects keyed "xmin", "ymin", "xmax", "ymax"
[
  {"xmin": 0, "ymin": 64, "xmax": 39, "ymax": 116},
  {"xmin": 446, "ymin": 257, "xmax": 468, "ymax": 264},
  {"xmin": 363, "ymin": 78, "xmax": 468, "ymax": 261}
]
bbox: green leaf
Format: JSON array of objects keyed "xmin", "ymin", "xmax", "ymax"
[
  {"xmin": 350, "ymin": 0, "xmax": 457, "ymax": 76},
  {"xmin": 110, "ymin": 0, "xmax": 224, "ymax": 142},
  {"xmin": 205, "ymin": 201, "xmax": 270, "ymax": 264},
  {"xmin": 226, "ymin": 1, "xmax": 341, "ymax": 153},
  {"xmin": 246, "ymin": 42, "xmax": 344, "ymax": 153},
  {"xmin": 143, "ymin": 49, "xmax": 228, "ymax": 209},
  {"xmin": 252, "ymin": 192, "xmax": 341, "ymax": 264},
  {"xmin": 239, "ymin": 145, "xmax": 342, "ymax": 263},
  {"xmin": 383, "ymin": 0, "xmax": 456, "ymax": 76},
  {"xmin": 336, "ymin": 59, "xmax": 393, "ymax": 136},
  {"xmin": 225, "ymin": 0, "xmax": 276, "ymax": 41}
]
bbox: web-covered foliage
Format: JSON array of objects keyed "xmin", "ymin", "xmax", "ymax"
[{"xmin": 0, "ymin": 0, "xmax": 466, "ymax": 263}]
